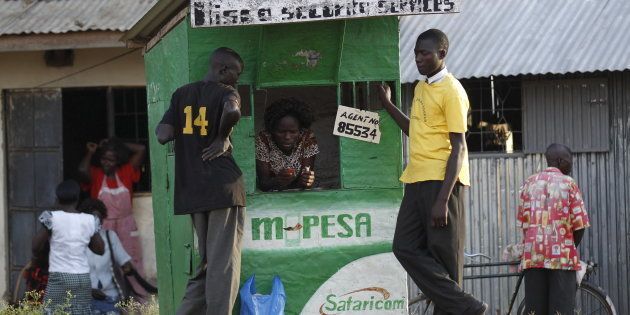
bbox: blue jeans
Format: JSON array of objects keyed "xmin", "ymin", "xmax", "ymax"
[{"xmin": 91, "ymin": 296, "xmax": 120, "ymax": 315}]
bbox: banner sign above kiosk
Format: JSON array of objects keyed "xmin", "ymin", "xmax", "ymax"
[{"xmin": 190, "ymin": 0, "xmax": 460, "ymax": 27}]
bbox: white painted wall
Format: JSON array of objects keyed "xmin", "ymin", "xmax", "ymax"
[
  {"xmin": 0, "ymin": 47, "xmax": 146, "ymax": 89},
  {"xmin": 132, "ymin": 194, "xmax": 158, "ymax": 282}
]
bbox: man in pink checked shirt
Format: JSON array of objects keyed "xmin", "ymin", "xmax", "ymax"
[{"xmin": 518, "ymin": 143, "xmax": 590, "ymax": 315}]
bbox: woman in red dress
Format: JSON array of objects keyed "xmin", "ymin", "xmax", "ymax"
[{"xmin": 78, "ymin": 138, "xmax": 145, "ymax": 276}]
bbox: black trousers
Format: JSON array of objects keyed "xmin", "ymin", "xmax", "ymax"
[
  {"xmin": 524, "ymin": 269, "xmax": 577, "ymax": 315},
  {"xmin": 392, "ymin": 181, "xmax": 481, "ymax": 315}
]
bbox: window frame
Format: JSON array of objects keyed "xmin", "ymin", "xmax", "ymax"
[
  {"xmin": 460, "ymin": 76, "xmax": 523, "ymax": 154},
  {"xmin": 106, "ymin": 86, "xmax": 152, "ymax": 192},
  {"xmin": 246, "ymin": 81, "xmax": 403, "ymax": 194}
]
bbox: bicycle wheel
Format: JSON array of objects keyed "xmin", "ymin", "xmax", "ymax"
[
  {"xmin": 576, "ymin": 282, "xmax": 617, "ymax": 315},
  {"xmin": 515, "ymin": 281, "xmax": 616, "ymax": 315},
  {"xmin": 408, "ymin": 293, "xmax": 434, "ymax": 315}
]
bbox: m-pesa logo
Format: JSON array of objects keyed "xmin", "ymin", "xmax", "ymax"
[
  {"xmin": 243, "ymin": 209, "xmax": 397, "ymax": 250},
  {"xmin": 252, "ymin": 213, "xmax": 372, "ymax": 241},
  {"xmin": 319, "ymin": 287, "xmax": 406, "ymax": 314}
]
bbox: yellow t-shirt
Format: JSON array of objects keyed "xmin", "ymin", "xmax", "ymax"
[{"xmin": 400, "ymin": 73, "xmax": 470, "ymax": 186}]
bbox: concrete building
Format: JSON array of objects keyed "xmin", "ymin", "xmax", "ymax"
[{"xmin": 0, "ymin": 0, "xmax": 157, "ymax": 300}]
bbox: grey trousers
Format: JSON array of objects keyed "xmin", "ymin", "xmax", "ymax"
[
  {"xmin": 524, "ymin": 269, "xmax": 577, "ymax": 315},
  {"xmin": 176, "ymin": 207, "xmax": 245, "ymax": 315},
  {"xmin": 392, "ymin": 181, "xmax": 482, "ymax": 315}
]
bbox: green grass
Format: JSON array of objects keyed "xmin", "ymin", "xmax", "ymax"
[
  {"xmin": 116, "ymin": 296, "xmax": 160, "ymax": 315},
  {"xmin": 1, "ymin": 291, "xmax": 160, "ymax": 315},
  {"xmin": 0, "ymin": 291, "xmax": 71, "ymax": 315}
]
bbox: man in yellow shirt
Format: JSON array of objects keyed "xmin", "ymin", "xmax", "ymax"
[{"xmin": 379, "ymin": 29, "xmax": 487, "ymax": 314}]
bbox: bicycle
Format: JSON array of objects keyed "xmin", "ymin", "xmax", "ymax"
[{"xmin": 408, "ymin": 253, "xmax": 617, "ymax": 315}]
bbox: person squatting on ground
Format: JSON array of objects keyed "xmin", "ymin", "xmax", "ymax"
[
  {"xmin": 379, "ymin": 29, "xmax": 488, "ymax": 314},
  {"xmin": 255, "ymin": 97, "xmax": 318, "ymax": 191},
  {"xmin": 518, "ymin": 143, "xmax": 590, "ymax": 315},
  {"xmin": 156, "ymin": 47, "xmax": 246, "ymax": 315},
  {"xmin": 79, "ymin": 198, "xmax": 135, "ymax": 315},
  {"xmin": 32, "ymin": 180, "xmax": 105, "ymax": 315},
  {"xmin": 78, "ymin": 138, "xmax": 146, "ymax": 277}
]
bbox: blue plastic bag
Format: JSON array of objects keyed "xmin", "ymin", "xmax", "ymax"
[{"xmin": 240, "ymin": 275, "xmax": 286, "ymax": 315}]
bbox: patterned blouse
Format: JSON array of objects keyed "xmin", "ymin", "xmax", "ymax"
[
  {"xmin": 255, "ymin": 129, "xmax": 319, "ymax": 176},
  {"xmin": 517, "ymin": 167, "xmax": 590, "ymax": 271}
]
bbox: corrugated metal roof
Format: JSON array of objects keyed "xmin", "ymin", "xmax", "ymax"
[
  {"xmin": 0, "ymin": 0, "xmax": 157, "ymax": 36},
  {"xmin": 399, "ymin": 0, "xmax": 630, "ymax": 82}
]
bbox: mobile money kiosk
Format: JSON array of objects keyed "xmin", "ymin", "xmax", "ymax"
[{"xmin": 130, "ymin": 0, "xmax": 459, "ymax": 313}]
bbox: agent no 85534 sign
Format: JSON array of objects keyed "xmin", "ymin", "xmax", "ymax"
[
  {"xmin": 191, "ymin": 0, "xmax": 460, "ymax": 27},
  {"xmin": 333, "ymin": 105, "xmax": 381, "ymax": 144}
]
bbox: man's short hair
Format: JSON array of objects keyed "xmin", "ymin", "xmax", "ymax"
[
  {"xmin": 56, "ymin": 180, "xmax": 80, "ymax": 205},
  {"xmin": 545, "ymin": 143, "xmax": 572, "ymax": 159},
  {"xmin": 417, "ymin": 29, "xmax": 449, "ymax": 52},
  {"xmin": 211, "ymin": 47, "xmax": 244, "ymax": 69}
]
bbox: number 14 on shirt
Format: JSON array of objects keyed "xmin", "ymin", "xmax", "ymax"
[{"xmin": 182, "ymin": 106, "xmax": 209, "ymax": 136}]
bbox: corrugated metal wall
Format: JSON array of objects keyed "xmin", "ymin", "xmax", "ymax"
[
  {"xmin": 398, "ymin": 0, "xmax": 630, "ymax": 82},
  {"xmin": 406, "ymin": 71, "xmax": 630, "ymax": 314},
  {"xmin": 522, "ymin": 77, "xmax": 610, "ymax": 153},
  {"xmin": 465, "ymin": 72, "xmax": 630, "ymax": 313}
]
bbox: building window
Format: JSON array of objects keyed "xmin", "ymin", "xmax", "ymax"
[
  {"xmin": 405, "ymin": 76, "xmax": 609, "ymax": 154},
  {"xmin": 62, "ymin": 87, "xmax": 151, "ymax": 194},
  {"xmin": 339, "ymin": 81, "xmax": 395, "ymax": 112},
  {"xmin": 253, "ymin": 85, "xmax": 341, "ymax": 191},
  {"xmin": 250, "ymin": 81, "xmax": 400, "ymax": 192},
  {"xmin": 461, "ymin": 77, "xmax": 523, "ymax": 153},
  {"xmin": 111, "ymin": 87, "xmax": 150, "ymax": 192},
  {"xmin": 113, "ymin": 88, "xmax": 148, "ymax": 145}
]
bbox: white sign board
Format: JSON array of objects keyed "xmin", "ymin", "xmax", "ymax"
[
  {"xmin": 333, "ymin": 105, "xmax": 381, "ymax": 144},
  {"xmin": 302, "ymin": 253, "xmax": 408, "ymax": 314},
  {"xmin": 191, "ymin": 0, "xmax": 460, "ymax": 27}
]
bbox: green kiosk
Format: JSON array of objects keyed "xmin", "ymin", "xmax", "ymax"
[{"xmin": 125, "ymin": 0, "xmax": 458, "ymax": 313}]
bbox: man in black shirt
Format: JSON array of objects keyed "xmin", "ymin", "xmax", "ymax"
[{"xmin": 155, "ymin": 47, "xmax": 245, "ymax": 315}]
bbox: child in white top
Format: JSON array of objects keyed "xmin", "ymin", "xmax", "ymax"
[
  {"xmin": 80, "ymin": 198, "xmax": 133, "ymax": 315},
  {"xmin": 32, "ymin": 180, "xmax": 104, "ymax": 315}
]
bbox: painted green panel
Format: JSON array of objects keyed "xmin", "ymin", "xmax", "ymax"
[
  {"xmin": 231, "ymin": 116, "xmax": 256, "ymax": 194},
  {"xmin": 240, "ymin": 243, "xmax": 391, "ymax": 315},
  {"xmin": 145, "ymin": 100, "xmax": 174, "ymax": 315},
  {"xmin": 145, "ymin": 21, "xmax": 190, "ymax": 102},
  {"xmin": 145, "ymin": 14, "xmax": 406, "ymax": 315},
  {"xmin": 257, "ymin": 21, "xmax": 343, "ymax": 87},
  {"xmin": 144, "ymin": 19, "xmax": 192, "ymax": 315},
  {"xmin": 167, "ymin": 154, "xmax": 196, "ymax": 306},
  {"xmin": 338, "ymin": 17, "xmax": 400, "ymax": 81},
  {"xmin": 144, "ymin": 51, "xmax": 161, "ymax": 104},
  {"xmin": 340, "ymin": 110, "xmax": 403, "ymax": 189},
  {"xmin": 248, "ymin": 188, "xmax": 402, "ymax": 210},
  {"xmin": 240, "ymin": 189, "xmax": 403, "ymax": 315},
  {"xmin": 187, "ymin": 23, "xmax": 261, "ymax": 83}
]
